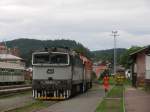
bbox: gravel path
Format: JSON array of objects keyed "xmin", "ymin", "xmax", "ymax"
[
  {"xmin": 37, "ymin": 84, "xmax": 104, "ymax": 112},
  {"xmin": 0, "ymin": 91, "xmax": 34, "ymax": 112}
]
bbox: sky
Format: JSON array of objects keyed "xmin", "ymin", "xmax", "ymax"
[{"xmin": 0, "ymin": 0, "xmax": 150, "ymax": 50}]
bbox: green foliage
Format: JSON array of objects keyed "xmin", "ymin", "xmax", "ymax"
[
  {"xmin": 98, "ymin": 76, "xmax": 115, "ymax": 85},
  {"xmin": 93, "ymin": 48, "xmax": 126, "ymax": 63},
  {"xmin": 96, "ymin": 98, "xmax": 124, "ymax": 112},
  {"xmin": 115, "ymin": 74, "xmax": 125, "ymax": 85},
  {"xmin": 119, "ymin": 46, "xmax": 142, "ymax": 68},
  {"xmin": 6, "ymin": 38, "xmax": 92, "ymax": 66},
  {"xmin": 107, "ymin": 86, "xmax": 123, "ymax": 98},
  {"xmin": 98, "ymin": 69, "xmax": 109, "ymax": 80},
  {"xmin": 109, "ymin": 77, "xmax": 115, "ymax": 85},
  {"xmin": 144, "ymin": 84, "xmax": 150, "ymax": 92},
  {"xmin": 124, "ymin": 79, "xmax": 132, "ymax": 86}
]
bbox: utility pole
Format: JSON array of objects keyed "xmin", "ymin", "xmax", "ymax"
[{"xmin": 111, "ymin": 31, "xmax": 119, "ymax": 75}]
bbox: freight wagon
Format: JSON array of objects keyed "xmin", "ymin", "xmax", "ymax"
[{"xmin": 32, "ymin": 48, "xmax": 93, "ymax": 100}]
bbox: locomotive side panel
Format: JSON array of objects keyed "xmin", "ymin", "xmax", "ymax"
[
  {"xmin": 80, "ymin": 55, "xmax": 93, "ymax": 89},
  {"xmin": 72, "ymin": 66, "xmax": 84, "ymax": 84},
  {"xmin": 72, "ymin": 56, "xmax": 84, "ymax": 84},
  {"xmin": 85, "ymin": 69, "xmax": 92, "ymax": 82}
]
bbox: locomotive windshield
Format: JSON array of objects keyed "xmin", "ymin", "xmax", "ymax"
[
  {"xmin": 33, "ymin": 53, "xmax": 49, "ymax": 64},
  {"xmin": 33, "ymin": 52, "xmax": 69, "ymax": 65}
]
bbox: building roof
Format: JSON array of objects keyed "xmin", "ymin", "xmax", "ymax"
[
  {"xmin": 0, "ymin": 62, "xmax": 25, "ymax": 70},
  {"xmin": 0, "ymin": 54, "xmax": 23, "ymax": 60},
  {"xmin": 130, "ymin": 46, "xmax": 150, "ymax": 56},
  {"xmin": 95, "ymin": 65, "xmax": 108, "ymax": 76}
]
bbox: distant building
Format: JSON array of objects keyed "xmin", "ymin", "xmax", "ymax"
[
  {"xmin": 10, "ymin": 47, "xmax": 20, "ymax": 57},
  {"xmin": 93, "ymin": 63, "xmax": 108, "ymax": 79},
  {"xmin": 130, "ymin": 46, "xmax": 150, "ymax": 87},
  {"xmin": 0, "ymin": 43, "xmax": 7, "ymax": 54},
  {"xmin": 0, "ymin": 43, "xmax": 23, "ymax": 64},
  {"xmin": 0, "ymin": 43, "xmax": 26, "ymax": 83},
  {"xmin": 0, "ymin": 43, "xmax": 20, "ymax": 57}
]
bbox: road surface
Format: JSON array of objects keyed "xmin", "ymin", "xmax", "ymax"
[{"xmin": 37, "ymin": 84, "xmax": 104, "ymax": 112}]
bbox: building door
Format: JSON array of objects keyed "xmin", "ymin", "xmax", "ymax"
[{"xmin": 132, "ymin": 63, "xmax": 137, "ymax": 87}]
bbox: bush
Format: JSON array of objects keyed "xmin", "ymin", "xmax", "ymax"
[
  {"xmin": 144, "ymin": 85, "xmax": 150, "ymax": 92},
  {"xmin": 98, "ymin": 69, "xmax": 110, "ymax": 80}
]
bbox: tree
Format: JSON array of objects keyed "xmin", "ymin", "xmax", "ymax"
[
  {"xmin": 6, "ymin": 38, "xmax": 93, "ymax": 66},
  {"xmin": 119, "ymin": 46, "xmax": 142, "ymax": 68}
]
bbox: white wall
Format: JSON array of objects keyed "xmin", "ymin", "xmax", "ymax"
[{"xmin": 146, "ymin": 55, "xmax": 150, "ymax": 79}]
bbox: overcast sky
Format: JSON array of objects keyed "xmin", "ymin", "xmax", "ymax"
[{"xmin": 0, "ymin": 0, "xmax": 150, "ymax": 50}]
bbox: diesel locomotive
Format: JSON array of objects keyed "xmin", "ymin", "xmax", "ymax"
[{"xmin": 32, "ymin": 48, "xmax": 92, "ymax": 100}]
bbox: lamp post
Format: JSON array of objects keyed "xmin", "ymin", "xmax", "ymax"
[{"xmin": 112, "ymin": 31, "xmax": 119, "ymax": 75}]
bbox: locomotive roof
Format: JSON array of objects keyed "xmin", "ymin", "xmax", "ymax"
[
  {"xmin": 34, "ymin": 47, "xmax": 70, "ymax": 52},
  {"xmin": 33, "ymin": 47, "xmax": 78, "ymax": 55},
  {"xmin": 33, "ymin": 47, "xmax": 92, "ymax": 61}
]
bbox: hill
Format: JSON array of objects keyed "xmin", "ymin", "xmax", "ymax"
[
  {"xmin": 5, "ymin": 38, "xmax": 127, "ymax": 67},
  {"xmin": 92, "ymin": 48, "xmax": 127, "ymax": 63},
  {"xmin": 6, "ymin": 38, "xmax": 92, "ymax": 66}
]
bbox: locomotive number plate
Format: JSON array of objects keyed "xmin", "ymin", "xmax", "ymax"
[{"xmin": 47, "ymin": 69, "xmax": 54, "ymax": 74}]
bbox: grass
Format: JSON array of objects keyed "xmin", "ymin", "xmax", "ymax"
[
  {"xmin": 0, "ymin": 91, "xmax": 32, "ymax": 99},
  {"xmin": 107, "ymin": 86, "xmax": 123, "ymax": 98},
  {"xmin": 96, "ymin": 86, "xmax": 124, "ymax": 112},
  {"xmin": 96, "ymin": 98, "xmax": 123, "ymax": 112},
  {"xmin": 108, "ymin": 77, "xmax": 116, "ymax": 85},
  {"xmin": 144, "ymin": 85, "xmax": 150, "ymax": 93},
  {"xmin": 7, "ymin": 101, "xmax": 55, "ymax": 112},
  {"xmin": 124, "ymin": 79, "xmax": 132, "ymax": 86}
]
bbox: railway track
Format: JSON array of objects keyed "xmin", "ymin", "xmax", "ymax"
[
  {"xmin": 0, "ymin": 84, "xmax": 31, "ymax": 90},
  {"xmin": 0, "ymin": 84, "xmax": 32, "ymax": 95}
]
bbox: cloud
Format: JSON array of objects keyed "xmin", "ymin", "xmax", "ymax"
[{"xmin": 0, "ymin": 0, "xmax": 150, "ymax": 50}]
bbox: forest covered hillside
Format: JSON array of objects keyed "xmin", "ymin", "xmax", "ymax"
[
  {"xmin": 5, "ymin": 38, "xmax": 127, "ymax": 66},
  {"xmin": 92, "ymin": 48, "xmax": 127, "ymax": 63},
  {"xmin": 6, "ymin": 38, "xmax": 92, "ymax": 66}
]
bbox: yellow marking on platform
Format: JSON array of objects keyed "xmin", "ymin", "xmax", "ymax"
[{"xmin": 37, "ymin": 96, "xmax": 65, "ymax": 100}]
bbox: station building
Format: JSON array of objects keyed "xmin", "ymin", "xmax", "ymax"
[
  {"xmin": 0, "ymin": 43, "xmax": 26, "ymax": 83},
  {"xmin": 130, "ymin": 45, "xmax": 150, "ymax": 87}
]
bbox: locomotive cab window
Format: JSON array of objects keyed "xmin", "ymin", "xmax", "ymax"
[
  {"xmin": 33, "ymin": 52, "xmax": 69, "ymax": 65},
  {"xmin": 33, "ymin": 53, "xmax": 49, "ymax": 64},
  {"xmin": 50, "ymin": 53, "xmax": 68, "ymax": 64}
]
